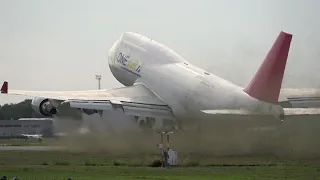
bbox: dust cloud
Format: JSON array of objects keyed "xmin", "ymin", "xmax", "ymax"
[
  {"xmin": 52, "ymin": 117, "xmax": 82, "ymax": 134},
  {"xmin": 52, "ymin": 115, "xmax": 320, "ymax": 160}
]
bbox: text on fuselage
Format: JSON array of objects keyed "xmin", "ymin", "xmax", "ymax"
[{"xmin": 116, "ymin": 53, "xmax": 144, "ymax": 73}]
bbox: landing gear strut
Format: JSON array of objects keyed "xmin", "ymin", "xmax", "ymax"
[{"xmin": 156, "ymin": 131, "xmax": 174, "ymax": 168}]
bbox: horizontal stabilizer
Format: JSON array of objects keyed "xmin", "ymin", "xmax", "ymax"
[
  {"xmin": 201, "ymin": 108, "xmax": 320, "ymax": 118},
  {"xmin": 283, "ymin": 108, "xmax": 320, "ymax": 116},
  {"xmin": 279, "ymin": 88, "xmax": 320, "ymax": 108},
  {"xmin": 201, "ymin": 109, "xmax": 275, "ymax": 116}
]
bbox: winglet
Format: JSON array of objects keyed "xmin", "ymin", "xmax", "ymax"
[
  {"xmin": 244, "ymin": 31, "xmax": 293, "ymax": 104},
  {"xmin": 1, "ymin": 81, "xmax": 8, "ymax": 94}
]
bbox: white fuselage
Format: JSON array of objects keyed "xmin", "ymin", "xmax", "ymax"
[{"xmin": 108, "ymin": 32, "xmax": 281, "ymax": 123}]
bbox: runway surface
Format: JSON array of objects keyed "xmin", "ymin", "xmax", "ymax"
[{"xmin": 0, "ymin": 146, "xmax": 63, "ymax": 151}]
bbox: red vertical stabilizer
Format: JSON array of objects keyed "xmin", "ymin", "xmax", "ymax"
[
  {"xmin": 243, "ymin": 31, "xmax": 292, "ymax": 104},
  {"xmin": 1, "ymin": 81, "xmax": 8, "ymax": 94}
]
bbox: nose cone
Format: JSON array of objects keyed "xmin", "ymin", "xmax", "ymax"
[{"xmin": 107, "ymin": 35, "xmax": 140, "ymax": 87}]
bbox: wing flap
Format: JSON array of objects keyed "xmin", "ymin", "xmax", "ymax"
[
  {"xmin": 122, "ymin": 106, "xmax": 172, "ymax": 118},
  {"xmin": 68, "ymin": 100, "xmax": 173, "ymax": 118}
]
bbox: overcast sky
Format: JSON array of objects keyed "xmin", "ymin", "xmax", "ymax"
[{"xmin": 0, "ymin": 0, "xmax": 319, "ymax": 104}]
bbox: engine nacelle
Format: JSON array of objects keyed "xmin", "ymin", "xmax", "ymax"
[{"xmin": 31, "ymin": 97, "xmax": 58, "ymax": 117}]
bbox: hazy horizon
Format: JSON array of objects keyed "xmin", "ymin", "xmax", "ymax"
[{"xmin": 1, "ymin": 0, "xmax": 320, "ymax": 105}]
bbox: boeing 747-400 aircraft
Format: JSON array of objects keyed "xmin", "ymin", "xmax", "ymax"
[{"xmin": 2, "ymin": 31, "xmax": 320, "ymax": 133}]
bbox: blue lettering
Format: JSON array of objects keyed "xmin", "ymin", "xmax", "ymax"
[
  {"xmin": 117, "ymin": 52, "xmax": 143, "ymax": 73},
  {"xmin": 136, "ymin": 65, "xmax": 141, "ymax": 72},
  {"xmin": 116, "ymin": 53, "xmax": 121, "ymax": 63},
  {"xmin": 117, "ymin": 53, "xmax": 128, "ymax": 66},
  {"xmin": 121, "ymin": 57, "xmax": 127, "ymax": 66},
  {"xmin": 116, "ymin": 53, "xmax": 123, "ymax": 63}
]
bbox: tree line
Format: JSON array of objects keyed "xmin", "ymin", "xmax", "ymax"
[{"xmin": 0, "ymin": 99, "xmax": 44, "ymax": 120}]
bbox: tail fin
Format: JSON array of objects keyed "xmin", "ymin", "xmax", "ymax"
[
  {"xmin": 244, "ymin": 31, "xmax": 293, "ymax": 104},
  {"xmin": 1, "ymin": 81, "xmax": 8, "ymax": 94}
]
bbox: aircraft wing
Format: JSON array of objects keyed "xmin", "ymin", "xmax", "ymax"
[
  {"xmin": 279, "ymin": 88, "xmax": 320, "ymax": 108},
  {"xmin": 1, "ymin": 81, "xmax": 173, "ymax": 118}
]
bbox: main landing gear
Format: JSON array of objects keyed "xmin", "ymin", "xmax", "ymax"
[{"xmin": 156, "ymin": 131, "xmax": 178, "ymax": 167}]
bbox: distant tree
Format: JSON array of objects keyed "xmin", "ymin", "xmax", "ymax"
[{"xmin": 0, "ymin": 99, "xmax": 44, "ymax": 120}]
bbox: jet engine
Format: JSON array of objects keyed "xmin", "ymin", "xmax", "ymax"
[{"xmin": 31, "ymin": 97, "xmax": 58, "ymax": 117}]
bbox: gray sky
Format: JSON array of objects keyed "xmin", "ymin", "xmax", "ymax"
[{"xmin": 0, "ymin": 0, "xmax": 320, "ymax": 105}]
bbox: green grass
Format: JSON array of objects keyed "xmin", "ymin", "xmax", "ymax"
[
  {"xmin": 0, "ymin": 151, "xmax": 320, "ymax": 179},
  {"xmin": 2, "ymin": 165, "xmax": 319, "ymax": 180},
  {"xmin": 0, "ymin": 138, "xmax": 56, "ymax": 146}
]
